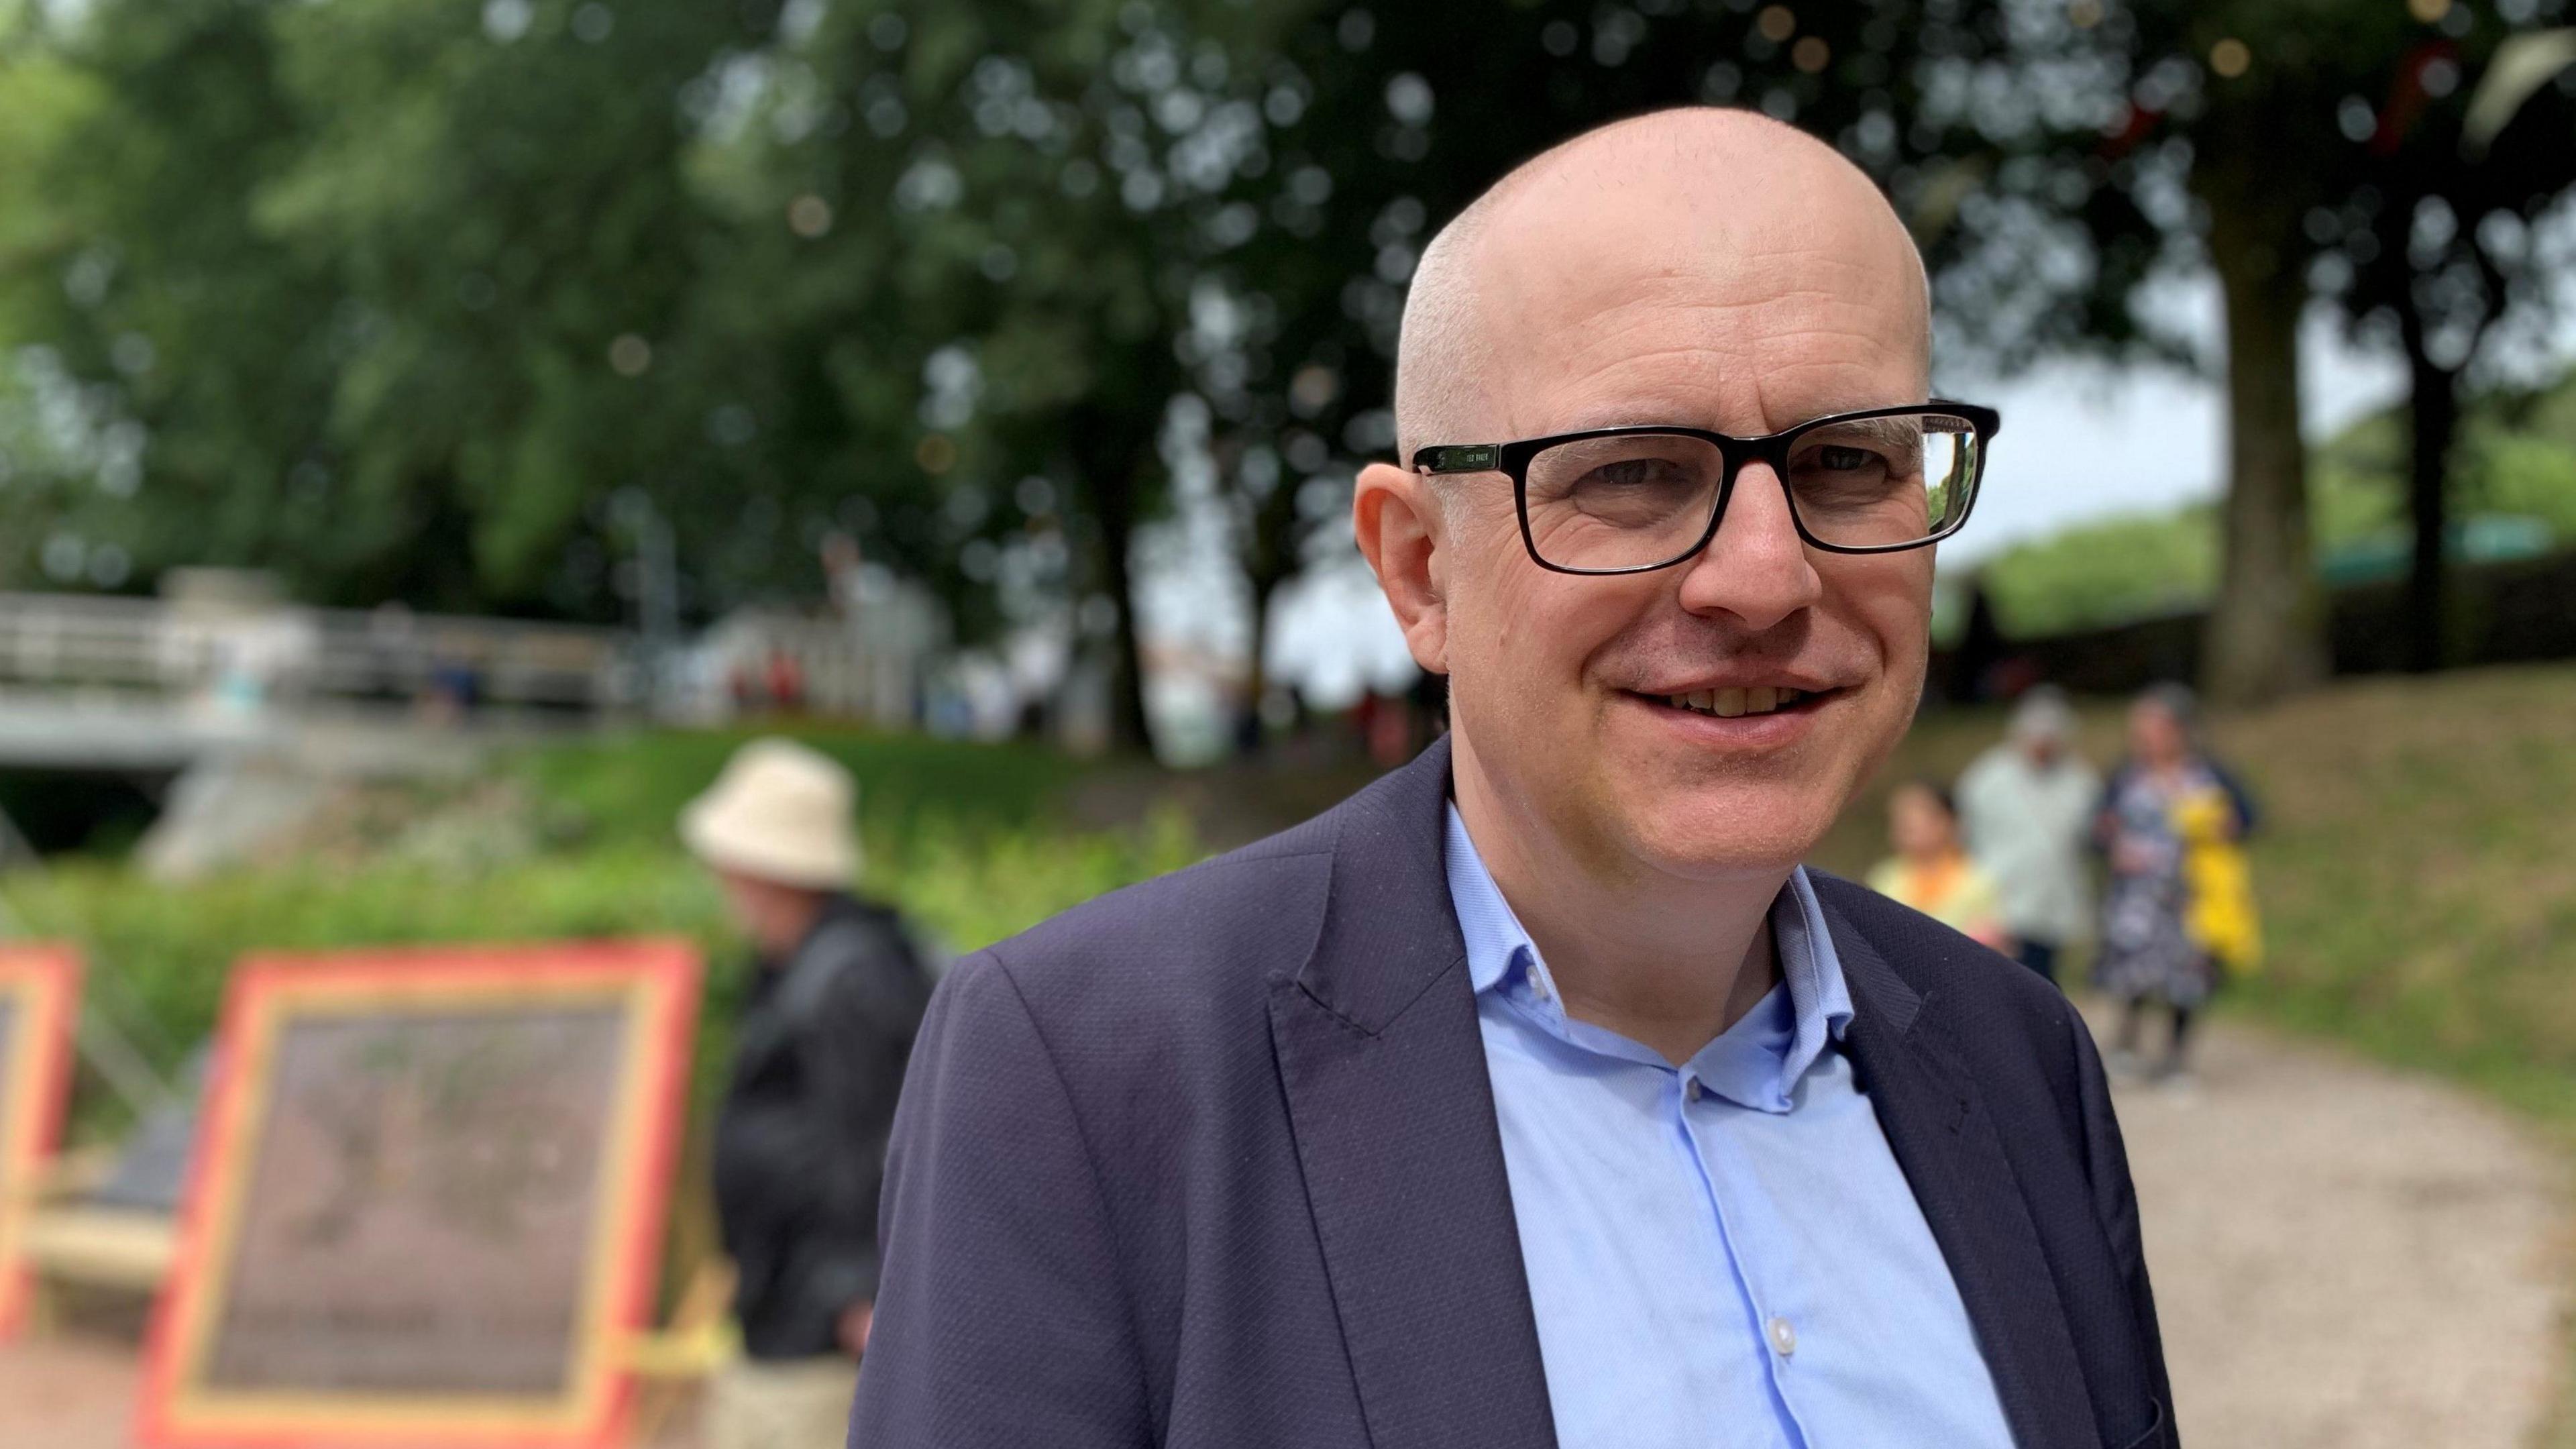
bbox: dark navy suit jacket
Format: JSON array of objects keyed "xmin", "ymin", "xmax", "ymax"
[{"xmin": 849, "ymin": 738, "xmax": 2175, "ymax": 1448}]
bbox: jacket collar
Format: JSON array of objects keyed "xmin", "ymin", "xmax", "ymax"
[
  {"xmin": 1269, "ymin": 733, "xmax": 1560, "ymax": 1449},
  {"xmin": 1290, "ymin": 734, "xmax": 1472, "ymax": 1035}
]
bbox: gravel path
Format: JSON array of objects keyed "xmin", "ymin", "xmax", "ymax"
[
  {"xmin": 2102, "ymin": 1006, "xmax": 2569, "ymax": 1448},
  {"xmin": 1, "ymin": 1012, "xmax": 2564, "ymax": 1447}
]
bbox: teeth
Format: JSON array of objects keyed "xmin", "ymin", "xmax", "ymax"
[{"xmin": 1663, "ymin": 687, "xmax": 1809, "ymax": 716}]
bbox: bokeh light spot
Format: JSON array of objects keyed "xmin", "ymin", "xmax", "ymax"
[{"xmin": 788, "ymin": 194, "xmax": 834, "ymax": 237}]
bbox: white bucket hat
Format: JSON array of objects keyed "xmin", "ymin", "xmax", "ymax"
[{"xmin": 680, "ymin": 737, "xmax": 861, "ymax": 890}]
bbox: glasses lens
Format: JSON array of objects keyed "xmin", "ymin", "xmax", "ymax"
[
  {"xmin": 1784, "ymin": 411, "xmax": 1978, "ymax": 549},
  {"xmin": 1522, "ymin": 433, "xmax": 1725, "ymax": 570}
]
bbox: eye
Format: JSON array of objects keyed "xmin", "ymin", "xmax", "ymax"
[
  {"xmin": 1811, "ymin": 445, "xmax": 1880, "ymax": 472},
  {"xmin": 1583, "ymin": 458, "xmax": 1693, "ymax": 490}
]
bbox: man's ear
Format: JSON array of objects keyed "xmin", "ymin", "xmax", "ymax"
[{"xmin": 1352, "ymin": 461, "xmax": 1448, "ymax": 674}]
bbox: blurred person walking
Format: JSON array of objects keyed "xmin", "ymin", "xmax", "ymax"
[
  {"xmin": 1957, "ymin": 686, "xmax": 2102, "ymax": 985},
  {"xmin": 683, "ymin": 739, "xmax": 932, "ymax": 1449},
  {"xmin": 2094, "ymin": 684, "xmax": 2262, "ymax": 1083},
  {"xmin": 1868, "ymin": 782, "xmax": 2010, "ymax": 952}
]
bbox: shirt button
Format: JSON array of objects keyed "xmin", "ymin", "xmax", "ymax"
[
  {"xmin": 1684, "ymin": 1078, "xmax": 1704, "ymax": 1104},
  {"xmin": 1529, "ymin": 975, "xmax": 1552, "ymax": 1003},
  {"xmin": 1768, "ymin": 1316, "xmax": 1796, "ymax": 1357}
]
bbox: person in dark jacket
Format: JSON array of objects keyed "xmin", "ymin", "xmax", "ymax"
[{"xmin": 682, "ymin": 738, "xmax": 930, "ymax": 1449}]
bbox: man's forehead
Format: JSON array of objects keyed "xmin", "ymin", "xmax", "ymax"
[
  {"xmin": 1474, "ymin": 163, "xmax": 1921, "ymax": 321},
  {"xmin": 1394, "ymin": 110, "xmax": 1929, "ymax": 455},
  {"xmin": 1482, "ymin": 252, "xmax": 1929, "ymax": 438}
]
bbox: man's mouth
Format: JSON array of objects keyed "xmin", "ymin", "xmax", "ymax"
[{"xmin": 1638, "ymin": 686, "xmax": 1831, "ymax": 719}]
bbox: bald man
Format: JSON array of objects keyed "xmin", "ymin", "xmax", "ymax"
[{"xmin": 852, "ymin": 111, "xmax": 2174, "ymax": 1449}]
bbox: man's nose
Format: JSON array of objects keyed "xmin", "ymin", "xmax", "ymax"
[{"xmin": 1671, "ymin": 463, "xmax": 1824, "ymax": 631}]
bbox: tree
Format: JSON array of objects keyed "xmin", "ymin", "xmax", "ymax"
[
  {"xmin": 1918, "ymin": 0, "xmax": 2576, "ymax": 704},
  {"xmin": 0, "ymin": 0, "xmax": 345, "ymax": 598},
  {"xmin": 2324, "ymin": 25, "xmax": 2576, "ymax": 672},
  {"xmin": 765, "ymin": 0, "xmax": 1294, "ymax": 750}
]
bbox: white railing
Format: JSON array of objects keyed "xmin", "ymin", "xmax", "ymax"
[{"xmin": 0, "ymin": 593, "xmax": 636, "ymax": 712}]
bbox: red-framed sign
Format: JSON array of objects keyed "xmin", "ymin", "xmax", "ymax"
[
  {"xmin": 0, "ymin": 943, "xmax": 81, "ymax": 1339},
  {"xmin": 139, "ymin": 940, "xmax": 700, "ymax": 1448}
]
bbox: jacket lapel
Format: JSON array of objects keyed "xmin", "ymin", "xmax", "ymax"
[
  {"xmin": 1829, "ymin": 904, "xmax": 2102, "ymax": 1449},
  {"xmin": 1269, "ymin": 737, "xmax": 1558, "ymax": 1449}
]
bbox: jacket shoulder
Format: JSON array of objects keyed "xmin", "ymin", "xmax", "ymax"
[
  {"xmin": 951, "ymin": 802, "xmax": 1344, "ymax": 1041},
  {"xmin": 1000, "ymin": 806, "xmax": 1337, "ymax": 965}
]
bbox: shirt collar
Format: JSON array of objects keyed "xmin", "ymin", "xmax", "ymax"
[{"xmin": 1442, "ymin": 802, "xmax": 1856, "ymax": 1111}]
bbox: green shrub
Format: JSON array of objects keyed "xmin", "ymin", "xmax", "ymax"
[{"xmin": 3, "ymin": 728, "xmax": 1200, "ymax": 1139}]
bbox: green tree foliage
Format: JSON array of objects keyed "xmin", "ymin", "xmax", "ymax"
[{"xmin": 0, "ymin": 0, "xmax": 783, "ymax": 614}]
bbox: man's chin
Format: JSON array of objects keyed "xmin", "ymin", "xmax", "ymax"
[{"xmin": 1615, "ymin": 786, "xmax": 1840, "ymax": 883}]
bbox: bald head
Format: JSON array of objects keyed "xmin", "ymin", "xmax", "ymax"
[{"xmin": 1393, "ymin": 108, "xmax": 1932, "ymax": 464}]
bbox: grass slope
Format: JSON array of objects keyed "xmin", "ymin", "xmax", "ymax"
[{"xmin": 1821, "ymin": 665, "xmax": 2576, "ymax": 1133}]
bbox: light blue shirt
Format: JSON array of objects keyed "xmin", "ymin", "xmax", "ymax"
[{"xmin": 1444, "ymin": 805, "xmax": 2015, "ymax": 1449}]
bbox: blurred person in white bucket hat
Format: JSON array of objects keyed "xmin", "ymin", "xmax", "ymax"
[{"xmin": 685, "ymin": 738, "xmax": 932, "ymax": 1449}]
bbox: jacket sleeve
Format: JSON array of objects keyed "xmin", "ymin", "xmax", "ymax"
[
  {"xmin": 847, "ymin": 948, "xmax": 1152, "ymax": 1448},
  {"xmin": 788, "ymin": 916, "xmax": 930, "ymax": 1320},
  {"xmin": 2070, "ymin": 1008, "xmax": 2181, "ymax": 1444}
]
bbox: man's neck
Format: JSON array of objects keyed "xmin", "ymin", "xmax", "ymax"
[{"xmin": 1452, "ymin": 742, "xmax": 1788, "ymax": 1067}]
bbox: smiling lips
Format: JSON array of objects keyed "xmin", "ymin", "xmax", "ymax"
[{"xmin": 1662, "ymin": 686, "xmax": 1809, "ymax": 718}]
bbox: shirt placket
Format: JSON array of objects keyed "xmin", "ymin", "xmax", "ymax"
[{"xmin": 1673, "ymin": 1073, "xmax": 1814, "ymax": 1449}]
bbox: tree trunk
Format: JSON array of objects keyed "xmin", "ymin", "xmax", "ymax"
[
  {"xmin": 1092, "ymin": 476, "xmax": 1155, "ymax": 757},
  {"xmin": 2396, "ymin": 297, "xmax": 2458, "ymax": 675},
  {"xmin": 1238, "ymin": 566, "xmax": 1291, "ymax": 758},
  {"xmin": 2198, "ymin": 182, "xmax": 2330, "ymax": 706},
  {"xmin": 1060, "ymin": 399, "xmax": 1161, "ymax": 759},
  {"xmin": 1234, "ymin": 465, "xmax": 1303, "ymax": 759}
]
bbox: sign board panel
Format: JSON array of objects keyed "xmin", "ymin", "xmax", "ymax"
[
  {"xmin": 141, "ymin": 941, "xmax": 700, "ymax": 1448},
  {"xmin": 0, "ymin": 943, "xmax": 80, "ymax": 1338}
]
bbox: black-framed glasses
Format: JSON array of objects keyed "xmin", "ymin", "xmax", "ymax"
[{"xmin": 1411, "ymin": 402, "xmax": 2000, "ymax": 575}]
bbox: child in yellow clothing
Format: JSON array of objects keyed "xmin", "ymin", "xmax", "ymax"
[
  {"xmin": 2173, "ymin": 786, "xmax": 2263, "ymax": 977},
  {"xmin": 1868, "ymin": 782, "xmax": 2012, "ymax": 953}
]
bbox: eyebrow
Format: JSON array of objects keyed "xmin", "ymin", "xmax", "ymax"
[
  {"xmin": 1510, "ymin": 408, "xmax": 1925, "ymax": 446},
  {"xmin": 1538, "ymin": 396, "xmax": 1932, "ymax": 439},
  {"xmin": 1799, "ymin": 413, "xmax": 1924, "ymax": 447}
]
